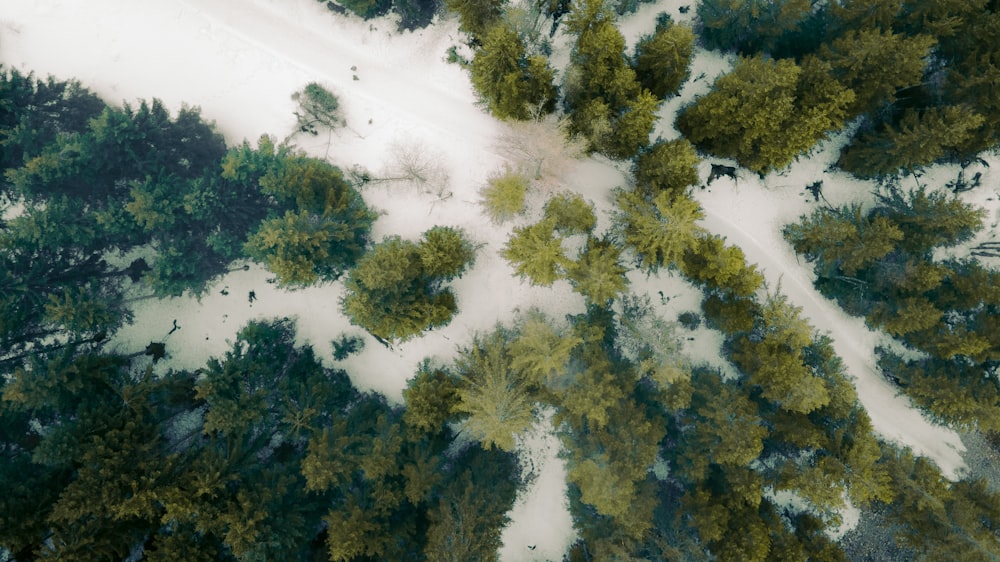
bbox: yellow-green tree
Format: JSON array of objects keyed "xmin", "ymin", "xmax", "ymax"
[{"xmin": 453, "ymin": 330, "xmax": 535, "ymax": 451}]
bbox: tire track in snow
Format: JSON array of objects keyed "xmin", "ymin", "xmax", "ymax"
[{"xmin": 698, "ymin": 196, "xmax": 967, "ymax": 478}]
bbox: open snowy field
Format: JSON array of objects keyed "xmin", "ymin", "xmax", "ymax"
[{"xmin": 4, "ymin": 0, "xmax": 997, "ymax": 558}]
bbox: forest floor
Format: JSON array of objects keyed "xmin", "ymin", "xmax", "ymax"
[{"xmin": 3, "ymin": 0, "xmax": 999, "ymax": 558}]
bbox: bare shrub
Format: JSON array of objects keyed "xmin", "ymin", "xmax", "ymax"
[
  {"xmin": 371, "ymin": 138, "xmax": 451, "ymax": 200},
  {"xmin": 496, "ymin": 115, "xmax": 587, "ymax": 187}
]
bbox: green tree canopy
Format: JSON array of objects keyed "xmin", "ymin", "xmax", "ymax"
[
  {"xmin": 839, "ymin": 106, "xmax": 986, "ymax": 177},
  {"xmin": 676, "ymin": 55, "xmax": 854, "ymax": 174},
  {"xmin": 564, "ymin": 0, "xmax": 660, "ymax": 158},
  {"xmin": 244, "ymin": 155, "xmax": 375, "ymax": 287},
  {"xmin": 291, "ymin": 82, "xmax": 343, "ymax": 135},
  {"xmin": 614, "ymin": 189, "xmax": 706, "ymax": 272},
  {"xmin": 342, "ymin": 229, "xmax": 476, "ymax": 342},
  {"xmin": 633, "ymin": 18, "xmax": 694, "ymax": 99},
  {"xmin": 501, "ymin": 218, "xmax": 571, "ymax": 286},
  {"xmin": 632, "ymin": 138, "xmax": 701, "ymax": 199},
  {"xmin": 566, "ymin": 236, "xmax": 629, "ymax": 305},
  {"xmin": 819, "ymin": 28, "xmax": 935, "ymax": 117},
  {"xmin": 453, "ymin": 329, "xmax": 535, "ymax": 451},
  {"xmin": 470, "ymin": 23, "xmax": 557, "ymax": 120},
  {"xmin": 697, "ymin": 0, "xmax": 812, "ymax": 54},
  {"xmin": 479, "ymin": 168, "xmax": 528, "ymax": 223}
]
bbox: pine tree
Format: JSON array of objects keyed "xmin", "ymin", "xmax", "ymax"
[
  {"xmin": 884, "ymin": 353, "xmax": 1000, "ymax": 432},
  {"xmin": 0, "ymin": 69, "xmax": 106, "ymax": 171},
  {"xmin": 602, "ymin": 88, "xmax": 660, "ymax": 159},
  {"xmin": 875, "ymin": 186, "xmax": 985, "ymax": 255},
  {"xmin": 240, "ymin": 154, "xmax": 374, "ymax": 287},
  {"xmin": 819, "ymin": 28, "xmax": 936, "ymax": 116},
  {"xmin": 501, "ymin": 219, "xmax": 570, "ymax": 286},
  {"xmin": 258, "ymin": 155, "xmax": 366, "ymax": 218},
  {"xmin": 564, "ymin": 0, "xmax": 657, "ymax": 158},
  {"xmin": 559, "ymin": 363, "xmax": 628, "ymax": 430},
  {"xmin": 633, "ymin": 138, "xmax": 701, "ymax": 198},
  {"xmin": 453, "ymin": 331, "xmax": 535, "ymax": 451},
  {"xmin": 291, "ymin": 82, "xmax": 343, "ymax": 134},
  {"xmin": 783, "ymin": 204, "xmax": 904, "ymax": 276},
  {"xmin": 633, "ymin": 19, "xmax": 694, "ymax": 99},
  {"xmin": 677, "ymin": 55, "xmax": 853, "ymax": 174},
  {"xmin": 881, "ymin": 446, "xmax": 1000, "ymax": 559},
  {"xmin": 697, "ymin": 0, "xmax": 812, "ymax": 54},
  {"xmin": 566, "ymin": 236, "xmax": 629, "ymax": 305},
  {"xmin": 826, "ymin": 0, "xmax": 902, "ymax": 37},
  {"xmin": 676, "ymin": 370, "xmax": 768, "ymax": 480},
  {"xmin": 868, "ymin": 296, "xmax": 943, "ymax": 336},
  {"xmin": 402, "ymin": 366, "xmax": 461, "ymax": 434},
  {"xmin": 219, "ymin": 134, "xmax": 287, "ymax": 188},
  {"xmin": 446, "ymin": 0, "xmax": 504, "ymax": 39},
  {"xmin": 698, "ymin": 0, "xmax": 811, "ymax": 54},
  {"xmin": 732, "ymin": 293, "xmax": 831, "ymax": 414},
  {"xmin": 614, "ymin": 189, "xmax": 706, "ymax": 272},
  {"xmin": 195, "ymin": 319, "xmax": 352, "ymax": 443},
  {"xmin": 543, "ymin": 191, "xmax": 597, "ymax": 234},
  {"xmin": 839, "ymin": 107, "xmax": 986, "ymax": 177},
  {"xmin": 124, "ymin": 175, "xmax": 185, "ymax": 232},
  {"xmin": 470, "ymin": 24, "xmax": 556, "ymax": 120},
  {"xmin": 418, "ymin": 225, "xmax": 476, "ymax": 280},
  {"xmin": 565, "ymin": 399, "xmax": 664, "ymax": 527},
  {"xmin": 509, "ymin": 312, "xmax": 582, "ymax": 388},
  {"xmin": 424, "ymin": 447, "xmax": 519, "ymax": 561},
  {"xmin": 680, "ymin": 235, "xmax": 764, "ymax": 297},
  {"xmin": 342, "ymin": 231, "xmax": 473, "ymax": 342},
  {"xmin": 43, "ymin": 282, "xmax": 128, "ymax": 339},
  {"xmin": 244, "ymin": 210, "xmax": 347, "ymax": 287},
  {"xmin": 938, "ymin": 10, "xmax": 1000, "ymax": 156}
]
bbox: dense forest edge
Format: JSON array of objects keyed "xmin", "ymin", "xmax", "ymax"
[{"xmin": 3, "ymin": 0, "xmax": 1000, "ymax": 560}]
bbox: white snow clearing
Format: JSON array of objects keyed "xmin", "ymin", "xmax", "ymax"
[{"xmin": 2, "ymin": 0, "xmax": 990, "ymax": 557}]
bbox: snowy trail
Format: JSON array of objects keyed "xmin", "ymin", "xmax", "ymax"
[
  {"xmin": 698, "ymin": 183, "xmax": 967, "ymax": 478},
  {"xmin": 172, "ymin": 0, "xmax": 499, "ymax": 151}
]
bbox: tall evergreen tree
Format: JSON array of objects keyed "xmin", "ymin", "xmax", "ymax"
[
  {"xmin": 783, "ymin": 203, "xmax": 904, "ymax": 276},
  {"xmin": 501, "ymin": 218, "xmax": 571, "ymax": 286},
  {"xmin": 564, "ymin": 0, "xmax": 660, "ymax": 158},
  {"xmin": 543, "ymin": 191, "xmax": 597, "ymax": 235},
  {"xmin": 633, "ymin": 18, "xmax": 694, "ymax": 99},
  {"xmin": 343, "ymin": 229, "xmax": 475, "ymax": 342},
  {"xmin": 614, "ymin": 189, "xmax": 706, "ymax": 272},
  {"xmin": 453, "ymin": 330, "xmax": 535, "ymax": 451},
  {"xmin": 470, "ymin": 23, "xmax": 557, "ymax": 120},
  {"xmin": 677, "ymin": 55, "xmax": 854, "ymax": 174},
  {"xmin": 839, "ymin": 106, "xmax": 985, "ymax": 177},
  {"xmin": 632, "ymin": 138, "xmax": 701, "ymax": 199},
  {"xmin": 819, "ymin": 29, "xmax": 935, "ymax": 116},
  {"xmin": 697, "ymin": 0, "xmax": 812, "ymax": 54},
  {"xmin": 566, "ymin": 236, "xmax": 629, "ymax": 305}
]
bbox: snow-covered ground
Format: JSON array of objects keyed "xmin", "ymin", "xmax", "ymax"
[{"xmin": 3, "ymin": 0, "xmax": 993, "ymax": 557}]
